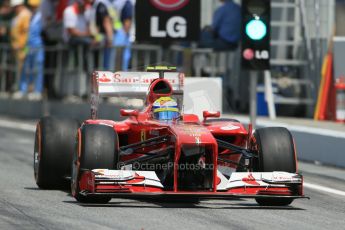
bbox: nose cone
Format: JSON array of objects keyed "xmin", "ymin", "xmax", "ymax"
[{"xmin": 169, "ymin": 124, "xmax": 216, "ymax": 145}]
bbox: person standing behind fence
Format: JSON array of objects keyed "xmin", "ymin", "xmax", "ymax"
[
  {"xmin": 63, "ymin": 0, "xmax": 93, "ymax": 45},
  {"xmin": 14, "ymin": 0, "xmax": 44, "ymax": 100},
  {"xmin": 0, "ymin": 0, "xmax": 13, "ymax": 93},
  {"xmin": 112, "ymin": 0, "xmax": 133, "ymax": 70},
  {"xmin": 63, "ymin": 0, "xmax": 94, "ymax": 99},
  {"xmin": 9, "ymin": 0, "xmax": 31, "ymax": 97},
  {"xmin": 40, "ymin": 0, "xmax": 70, "ymax": 99},
  {"xmin": 0, "ymin": 0, "xmax": 13, "ymax": 44},
  {"xmin": 89, "ymin": 0, "xmax": 116, "ymax": 70},
  {"xmin": 199, "ymin": 0, "xmax": 241, "ymax": 51}
]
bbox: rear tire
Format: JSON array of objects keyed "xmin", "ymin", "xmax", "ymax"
[
  {"xmin": 72, "ymin": 124, "xmax": 119, "ymax": 203},
  {"xmin": 253, "ymin": 127, "xmax": 296, "ymax": 206},
  {"xmin": 34, "ymin": 117, "xmax": 79, "ymax": 189}
]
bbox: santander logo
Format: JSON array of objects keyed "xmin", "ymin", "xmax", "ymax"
[
  {"xmin": 242, "ymin": 174, "xmax": 260, "ymax": 186},
  {"xmin": 98, "ymin": 74, "xmax": 111, "ymax": 82},
  {"xmin": 150, "ymin": 0, "xmax": 189, "ymax": 11}
]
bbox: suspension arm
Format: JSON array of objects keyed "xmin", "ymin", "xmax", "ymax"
[
  {"xmin": 218, "ymin": 157, "xmax": 246, "ymax": 167},
  {"xmin": 120, "ymin": 135, "xmax": 170, "ymax": 155},
  {"xmin": 216, "ymin": 139, "xmax": 257, "ymax": 159},
  {"xmin": 122, "ymin": 146, "xmax": 173, "ymax": 165}
]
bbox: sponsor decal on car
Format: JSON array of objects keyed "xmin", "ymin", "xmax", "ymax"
[
  {"xmin": 112, "ymin": 73, "xmax": 177, "ymax": 85},
  {"xmin": 93, "ymin": 169, "xmax": 135, "ymax": 181},
  {"xmin": 269, "ymin": 171, "xmax": 302, "ymax": 183},
  {"xmin": 220, "ymin": 124, "xmax": 240, "ymax": 131},
  {"xmin": 98, "ymin": 73, "xmax": 112, "ymax": 82},
  {"xmin": 242, "ymin": 173, "xmax": 260, "ymax": 186},
  {"xmin": 179, "ymin": 125, "xmax": 207, "ymax": 137}
]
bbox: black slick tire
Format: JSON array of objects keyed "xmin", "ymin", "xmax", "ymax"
[
  {"xmin": 253, "ymin": 127, "xmax": 297, "ymax": 206},
  {"xmin": 34, "ymin": 117, "xmax": 79, "ymax": 189},
  {"xmin": 72, "ymin": 124, "xmax": 119, "ymax": 204}
]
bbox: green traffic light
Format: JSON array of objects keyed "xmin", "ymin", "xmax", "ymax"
[{"xmin": 245, "ymin": 19, "xmax": 267, "ymax": 40}]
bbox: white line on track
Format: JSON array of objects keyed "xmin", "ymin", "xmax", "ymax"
[
  {"xmin": 0, "ymin": 119, "xmax": 36, "ymax": 132},
  {"xmin": 304, "ymin": 182, "xmax": 345, "ymax": 197},
  {"xmin": 233, "ymin": 117, "xmax": 345, "ymax": 139}
]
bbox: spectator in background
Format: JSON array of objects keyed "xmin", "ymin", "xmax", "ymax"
[
  {"xmin": 16, "ymin": 0, "xmax": 44, "ymax": 100},
  {"xmin": 41, "ymin": 0, "xmax": 68, "ymax": 42},
  {"xmin": 62, "ymin": 0, "xmax": 94, "ymax": 99},
  {"xmin": 199, "ymin": 0, "xmax": 241, "ymax": 51},
  {"xmin": 10, "ymin": 0, "xmax": 31, "ymax": 98},
  {"xmin": 56, "ymin": 0, "xmax": 70, "ymax": 21},
  {"xmin": 0, "ymin": 0, "xmax": 13, "ymax": 94},
  {"xmin": 63, "ymin": 0, "xmax": 93, "ymax": 45},
  {"xmin": 0, "ymin": 0, "xmax": 13, "ymax": 43},
  {"xmin": 40, "ymin": 0, "xmax": 70, "ymax": 99},
  {"xmin": 112, "ymin": 0, "xmax": 134, "ymax": 70},
  {"xmin": 112, "ymin": 0, "xmax": 133, "ymax": 34},
  {"xmin": 89, "ymin": 0, "xmax": 116, "ymax": 69},
  {"xmin": 40, "ymin": 0, "xmax": 73, "ymax": 43}
]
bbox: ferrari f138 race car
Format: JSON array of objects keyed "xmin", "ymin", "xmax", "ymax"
[{"xmin": 34, "ymin": 66, "xmax": 305, "ymax": 206}]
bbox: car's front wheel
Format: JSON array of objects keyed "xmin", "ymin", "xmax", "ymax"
[
  {"xmin": 252, "ymin": 127, "xmax": 297, "ymax": 206},
  {"xmin": 72, "ymin": 124, "xmax": 119, "ymax": 203}
]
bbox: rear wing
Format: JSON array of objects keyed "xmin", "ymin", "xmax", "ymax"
[{"xmin": 91, "ymin": 71, "xmax": 185, "ymax": 119}]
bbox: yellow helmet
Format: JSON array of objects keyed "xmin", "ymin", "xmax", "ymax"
[{"xmin": 152, "ymin": 97, "xmax": 179, "ymax": 121}]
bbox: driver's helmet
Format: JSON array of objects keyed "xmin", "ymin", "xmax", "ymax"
[{"xmin": 152, "ymin": 97, "xmax": 179, "ymax": 121}]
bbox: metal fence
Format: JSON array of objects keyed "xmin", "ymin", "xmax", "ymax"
[{"xmin": 0, "ymin": 43, "xmax": 237, "ymax": 100}]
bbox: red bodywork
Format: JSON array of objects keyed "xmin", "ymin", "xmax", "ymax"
[{"xmin": 75, "ymin": 71, "xmax": 304, "ymax": 200}]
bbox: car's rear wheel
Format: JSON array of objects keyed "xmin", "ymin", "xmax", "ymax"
[
  {"xmin": 72, "ymin": 124, "xmax": 119, "ymax": 203},
  {"xmin": 252, "ymin": 127, "xmax": 297, "ymax": 206},
  {"xmin": 34, "ymin": 117, "xmax": 79, "ymax": 189}
]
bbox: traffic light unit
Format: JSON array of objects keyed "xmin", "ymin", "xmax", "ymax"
[{"xmin": 241, "ymin": 0, "xmax": 271, "ymax": 70}]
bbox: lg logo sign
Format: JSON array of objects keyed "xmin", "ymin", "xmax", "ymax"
[
  {"xmin": 150, "ymin": 0, "xmax": 189, "ymax": 38},
  {"xmin": 150, "ymin": 16, "xmax": 186, "ymax": 38},
  {"xmin": 136, "ymin": 0, "xmax": 199, "ymax": 42},
  {"xmin": 243, "ymin": 49, "xmax": 269, "ymax": 60}
]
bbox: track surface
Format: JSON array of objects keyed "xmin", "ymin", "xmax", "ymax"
[{"xmin": 0, "ymin": 124, "xmax": 345, "ymax": 230}]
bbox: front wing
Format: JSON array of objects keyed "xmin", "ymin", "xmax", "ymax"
[{"xmin": 77, "ymin": 169, "xmax": 306, "ymax": 200}]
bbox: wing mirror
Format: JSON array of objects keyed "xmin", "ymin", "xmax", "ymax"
[
  {"xmin": 120, "ymin": 109, "xmax": 139, "ymax": 117},
  {"xmin": 203, "ymin": 111, "xmax": 220, "ymax": 120}
]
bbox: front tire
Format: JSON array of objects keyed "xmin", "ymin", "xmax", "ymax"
[
  {"xmin": 34, "ymin": 117, "xmax": 79, "ymax": 189},
  {"xmin": 253, "ymin": 127, "xmax": 297, "ymax": 206},
  {"xmin": 72, "ymin": 124, "xmax": 119, "ymax": 203}
]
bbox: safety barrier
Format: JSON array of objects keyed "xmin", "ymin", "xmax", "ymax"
[{"xmin": 0, "ymin": 43, "xmax": 236, "ymax": 100}]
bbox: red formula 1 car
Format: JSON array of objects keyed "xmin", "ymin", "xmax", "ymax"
[{"xmin": 34, "ymin": 67, "xmax": 305, "ymax": 206}]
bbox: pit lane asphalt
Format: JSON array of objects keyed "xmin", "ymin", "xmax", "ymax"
[{"xmin": 0, "ymin": 124, "xmax": 345, "ymax": 230}]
